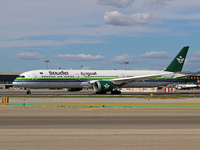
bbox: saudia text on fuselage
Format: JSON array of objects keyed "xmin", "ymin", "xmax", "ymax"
[
  {"xmin": 49, "ymin": 71, "xmax": 69, "ymax": 75},
  {"xmin": 81, "ymin": 72, "xmax": 97, "ymax": 77}
]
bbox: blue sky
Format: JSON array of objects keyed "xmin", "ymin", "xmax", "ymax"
[{"xmin": 1, "ymin": 0, "xmax": 200, "ymax": 72}]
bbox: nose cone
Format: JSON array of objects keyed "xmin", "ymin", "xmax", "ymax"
[
  {"xmin": 12, "ymin": 78, "xmax": 19, "ymax": 86},
  {"xmin": 12, "ymin": 76, "xmax": 23, "ymax": 87},
  {"xmin": 12, "ymin": 73, "xmax": 28, "ymax": 87}
]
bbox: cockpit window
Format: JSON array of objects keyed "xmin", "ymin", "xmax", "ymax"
[{"xmin": 18, "ymin": 75, "xmax": 25, "ymax": 78}]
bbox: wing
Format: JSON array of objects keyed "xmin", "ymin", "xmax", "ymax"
[
  {"xmin": 112, "ymin": 72, "xmax": 173, "ymax": 85},
  {"xmin": 88, "ymin": 71, "xmax": 173, "ymax": 88}
]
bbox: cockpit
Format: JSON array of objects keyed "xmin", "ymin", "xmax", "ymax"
[{"xmin": 17, "ymin": 75, "xmax": 25, "ymax": 78}]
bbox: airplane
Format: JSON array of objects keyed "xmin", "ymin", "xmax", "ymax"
[
  {"xmin": 13, "ymin": 46, "xmax": 189, "ymax": 94},
  {"xmin": 177, "ymin": 84, "xmax": 198, "ymax": 90},
  {"xmin": 176, "ymin": 78, "xmax": 200, "ymax": 90}
]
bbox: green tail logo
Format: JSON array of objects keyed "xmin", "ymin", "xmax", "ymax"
[
  {"xmin": 176, "ymin": 56, "xmax": 185, "ymax": 64},
  {"xmin": 164, "ymin": 46, "xmax": 189, "ymax": 72}
]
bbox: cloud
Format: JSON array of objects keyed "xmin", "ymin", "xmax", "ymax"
[
  {"xmin": 56, "ymin": 54, "xmax": 105, "ymax": 61},
  {"xmin": 144, "ymin": 0, "xmax": 172, "ymax": 9},
  {"xmin": 183, "ymin": 51, "xmax": 200, "ymax": 71},
  {"xmin": 98, "ymin": 0, "xmax": 135, "ymax": 8},
  {"xmin": 109, "ymin": 53, "xmax": 142, "ymax": 64},
  {"xmin": 0, "ymin": 39, "xmax": 102, "ymax": 48},
  {"xmin": 104, "ymin": 11, "xmax": 152, "ymax": 26},
  {"xmin": 141, "ymin": 51, "xmax": 171, "ymax": 59},
  {"xmin": 12, "ymin": 52, "xmax": 44, "ymax": 60},
  {"xmin": 81, "ymin": 66, "xmax": 91, "ymax": 70},
  {"xmin": 187, "ymin": 51, "xmax": 200, "ymax": 63}
]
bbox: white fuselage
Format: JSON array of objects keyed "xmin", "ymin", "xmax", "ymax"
[{"xmin": 13, "ymin": 69, "xmax": 181, "ymax": 89}]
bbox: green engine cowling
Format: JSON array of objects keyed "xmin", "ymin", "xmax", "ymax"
[{"xmin": 93, "ymin": 81, "xmax": 114, "ymax": 93}]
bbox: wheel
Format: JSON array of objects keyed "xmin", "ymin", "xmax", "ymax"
[
  {"xmin": 111, "ymin": 90, "xmax": 121, "ymax": 95},
  {"xmin": 26, "ymin": 91, "xmax": 31, "ymax": 94},
  {"xmin": 96, "ymin": 91, "xmax": 106, "ymax": 94},
  {"xmin": 117, "ymin": 91, "xmax": 121, "ymax": 94}
]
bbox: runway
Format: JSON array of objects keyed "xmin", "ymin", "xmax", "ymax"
[
  {"xmin": 1, "ymin": 97, "xmax": 200, "ymax": 149},
  {"xmin": 1, "ymin": 116, "xmax": 200, "ymax": 129},
  {"xmin": 1, "ymin": 97, "xmax": 200, "ymax": 130}
]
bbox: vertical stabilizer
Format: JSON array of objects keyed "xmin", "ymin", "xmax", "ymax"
[{"xmin": 164, "ymin": 46, "xmax": 189, "ymax": 72}]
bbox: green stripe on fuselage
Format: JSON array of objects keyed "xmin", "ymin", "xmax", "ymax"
[
  {"xmin": 15, "ymin": 77, "xmax": 185, "ymax": 81},
  {"xmin": 15, "ymin": 78, "xmax": 116, "ymax": 81}
]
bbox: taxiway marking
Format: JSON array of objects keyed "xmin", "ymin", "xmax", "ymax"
[
  {"xmin": 5, "ymin": 103, "xmax": 200, "ymax": 107},
  {"xmin": 80, "ymin": 108, "xmax": 99, "ymax": 111}
]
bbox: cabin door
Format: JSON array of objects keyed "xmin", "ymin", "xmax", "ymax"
[
  {"xmin": 32, "ymin": 73, "xmax": 37, "ymax": 80},
  {"xmin": 75, "ymin": 73, "xmax": 80, "ymax": 80}
]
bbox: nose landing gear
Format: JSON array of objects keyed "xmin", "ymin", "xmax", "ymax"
[{"xmin": 26, "ymin": 88, "xmax": 31, "ymax": 94}]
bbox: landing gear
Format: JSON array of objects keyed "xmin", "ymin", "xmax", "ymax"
[
  {"xmin": 26, "ymin": 88, "xmax": 31, "ymax": 95},
  {"xmin": 96, "ymin": 91, "xmax": 106, "ymax": 94},
  {"xmin": 26, "ymin": 91, "xmax": 31, "ymax": 94},
  {"xmin": 111, "ymin": 90, "xmax": 121, "ymax": 95}
]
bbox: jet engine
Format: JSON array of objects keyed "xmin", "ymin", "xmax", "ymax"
[{"xmin": 93, "ymin": 81, "xmax": 114, "ymax": 94}]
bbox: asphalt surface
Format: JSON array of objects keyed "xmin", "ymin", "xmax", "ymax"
[
  {"xmin": 1, "ymin": 97, "xmax": 200, "ymax": 130},
  {"xmin": 0, "ymin": 116, "xmax": 200, "ymax": 129},
  {"xmin": 1, "ymin": 89, "xmax": 200, "ymax": 95},
  {"xmin": 1, "ymin": 96, "xmax": 200, "ymax": 149}
]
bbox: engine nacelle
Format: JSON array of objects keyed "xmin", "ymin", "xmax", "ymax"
[{"xmin": 93, "ymin": 81, "xmax": 114, "ymax": 93}]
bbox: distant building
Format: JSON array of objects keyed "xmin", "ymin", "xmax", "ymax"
[{"xmin": 0, "ymin": 73, "xmax": 20, "ymax": 89}]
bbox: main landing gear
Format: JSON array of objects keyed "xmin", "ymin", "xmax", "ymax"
[
  {"xmin": 96, "ymin": 91, "xmax": 107, "ymax": 94},
  {"xmin": 26, "ymin": 88, "xmax": 31, "ymax": 94},
  {"xmin": 95, "ymin": 90, "xmax": 121, "ymax": 95},
  {"xmin": 111, "ymin": 90, "xmax": 121, "ymax": 95}
]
